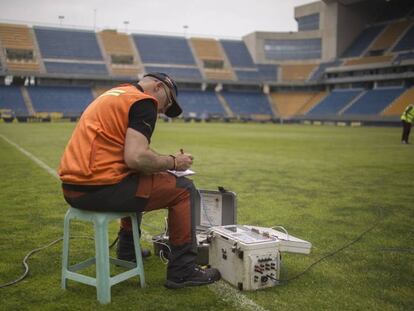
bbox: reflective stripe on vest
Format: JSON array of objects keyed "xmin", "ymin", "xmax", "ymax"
[
  {"xmin": 58, "ymin": 84, "xmax": 158, "ymax": 185},
  {"xmin": 401, "ymin": 106, "xmax": 414, "ymax": 123}
]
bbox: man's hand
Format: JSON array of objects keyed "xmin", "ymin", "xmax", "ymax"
[{"xmin": 174, "ymin": 152, "xmax": 193, "ymax": 171}]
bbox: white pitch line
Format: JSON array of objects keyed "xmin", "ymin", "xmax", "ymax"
[
  {"xmin": 0, "ymin": 134, "xmax": 59, "ymax": 179},
  {"xmin": 210, "ymin": 281, "xmax": 271, "ymax": 311},
  {"xmin": 0, "ymin": 133, "xmax": 269, "ymax": 311}
]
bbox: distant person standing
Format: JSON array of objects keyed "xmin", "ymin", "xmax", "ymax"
[{"xmin": 401, "ymin": 104, "xmax": 414, "ymax": 144}]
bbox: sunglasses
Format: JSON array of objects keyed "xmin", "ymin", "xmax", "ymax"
[{"xmin": 160, "ymin": 83, "xmax": 173, "ymax": 110}]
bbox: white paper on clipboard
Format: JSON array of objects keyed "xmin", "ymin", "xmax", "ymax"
[{"xmin": 200, "ymin": 192, "xmax": 222, "ymax": 226}]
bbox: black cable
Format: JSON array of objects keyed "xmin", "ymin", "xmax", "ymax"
[
  {"xmin": 108, "ymin": 236, "xmax": 118, "ymax": 249},
  {"xmin": 274, "ymin": 219, "xmax": 380, "ymax": 285},
  {"xmin": 0, "ymin": 236, "xmax": 95, "ymax": 289}
]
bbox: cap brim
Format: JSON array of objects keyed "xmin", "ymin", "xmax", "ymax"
[{"xmin": 165, "ymin": 97, "xmax": 182, "ymax": 118}]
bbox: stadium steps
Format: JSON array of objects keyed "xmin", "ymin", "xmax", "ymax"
[
  {"xmin": 20, "ymin": 87, "xmax": 35, "ymax": 115},
  {"xmin": 266, "ymin": 94, "xmax": 279, "ymax": 118},
  {"xmin": 29, "ymin": 27, "xmax": 46, "ymax": 74},
  {"xmin": 127, "ymin": 34, "xmax": 144, "ymax": 76},
  {"xmin": 381, "ymin": 86, "xmax": 414, "ymax": 116},
  {"xmin": 298, "ymin": 91, "xmax": 328, "ymax": 115},
  {"xmin": 0, "ymin": 40, "xmax": 6, "ymax": 70},
  {"xmin": 216, "ymin": 92, "xmax": 234, "ymax": 117},
  {"xmin": 338, "ymin": 90, "xmax": 367, "ymax": 115},
  {"xmin": 187, "ymin": 38, "xmax": 207, "ymax": 80},
  {"xmin": 95, "ymin": 31, "xmax": 112, "ymax": 77}
]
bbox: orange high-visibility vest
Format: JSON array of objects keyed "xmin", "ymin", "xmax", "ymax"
[{"xmin": 58, "ymin": 84, "xmax": 158, "ymax": 185}]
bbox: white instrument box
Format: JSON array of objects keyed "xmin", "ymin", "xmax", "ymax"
[{"xmin": 208, "ymin": 225, "xmax": 311, "ymax": 291}]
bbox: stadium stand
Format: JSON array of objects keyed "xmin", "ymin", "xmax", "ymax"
[
  {"xmin": 343, "ymin": 55, "xmax": 394, "ymax": 66},
  {"xmin": 307, "ymin": 89, "xmax": 362, "ymax": 116},
  {"xmin": 0, "ymin": 86, "xmax": 28, "ymax": 116},
  {"xmin": 343, "ymin": 87, "xmax": 406, "ymax": 115},
  {"xmin": 27, "ymin": 86, "xmax": 94, "ymax": 116},
  {"xmin": 190, "ymin": 38, "xmax": 235, "ymax": 81},
  {"xmin": 179, "ymin": 90, "xmax": 226, "ymax": 118},
  {"xmin": 98, "ymin": 29, "xmax": 140, "ymax": 77},
  {"xmin": 133, "ymin": 34, "xmax": 196, "ymax": 65},
  {"xmin": 34, "ymin": 27, "xmax": 107, "ymax": 76},
  {"xmin": 342, "ymin": 25, "xmax": 385, "ymax": 58},
  {"xmin": 393, "ymin": 23, "xmax": 414, "ymax": 52},
  {"xmin": 368, "ymin": 20, "xmax": 412, "ymax": 53},
  {"xmin": 0, "ymin": 1, "xmax": 413, "ymax": 123},
  {"xmin": 382, "ymin": 87, "xmax": 414, "ymax": 116},
  {"xmin": 34, "ymin": 27, "xmax": 103, "ymax": 60},
  {"xmin": 281, "ymin": 64, "xmax": 317, "ymax": 81},
  {"xmin": 309, "ymin": 60, "xmax": 342, "ymax": 81},
  {"xmin": 221, "ymin": 91, "xmax": 273, "ymax": 117},
  {"xmin": 0, "ymin": 23, "xmax": 41, "ymax": 73},
  {"xmin": 220, "ymin": 40, "xmax": 256, "ymax": 68}
]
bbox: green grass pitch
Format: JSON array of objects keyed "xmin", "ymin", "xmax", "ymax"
[{"xmin": 0, "ymin": 122, "xmax": 413, "ymax": 310}]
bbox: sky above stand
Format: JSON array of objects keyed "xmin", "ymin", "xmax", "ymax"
[{"xmin": 0, "ymin": 0, "xmax": 317, "ymax": 38}]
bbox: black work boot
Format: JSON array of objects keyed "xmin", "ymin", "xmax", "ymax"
[
  {"xmin": 116, "ymin": 229, "xmax": 151, "ymax": 262},
  {"xmin": 165, "ymin": 265, "xmax": 221, "ymax": 289},
  {"xmin": 165, "ymin": 244, "xmax": 220, "ymax": 289}
]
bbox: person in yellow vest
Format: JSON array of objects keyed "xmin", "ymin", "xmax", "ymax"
[
  {"xmin": 58, "ymin": 72, "xmax": 220, "ymax": 289},
  {"xmin": 401, "ymin": 104, "xmax": 414, "ymax": 144}
]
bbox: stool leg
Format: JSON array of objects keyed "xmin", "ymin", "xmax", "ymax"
[
  {"xmin": 61, "ymin": 210, "xmax": 71, "ymax": 289},
  {"xmin": 94, "ymin": 217, "xmax": 111, "ymax": 304},
  {"xmin": 131, "ymin": 214, "xmax": 145, "ymax": 287}
]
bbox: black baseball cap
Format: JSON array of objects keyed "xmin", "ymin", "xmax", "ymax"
[{"xmin": 143, "ymin": 72, "xmax": 182, "ymax": 118}]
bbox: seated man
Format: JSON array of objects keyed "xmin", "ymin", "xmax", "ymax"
[{"xmin": 58, "ymin": 72, "xmax": 220, "ymax": 289}]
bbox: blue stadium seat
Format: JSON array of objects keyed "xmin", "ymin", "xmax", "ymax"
[
  {"xmin": 179, "ymin": 90, "xmax": 225, "ymax": 117},
  {"xmin": 342, "ymin": 25, "xmax": 385, "ymax": 58},
  {"xmin": 44, "ymin": 61, "xmax": 108, "ymax": 76},
  {"xmin": 133, "ymin": 34, "xmax": 196, "ymax": 65},
  {"xmin": 393, "ymin": 24, "xmax": 414, "ymax": 52},
  {"xmin": 144, "ymin": 66, "xmax": 201, "ymax": 81},
  {"xmin": 235, "ymin": 70, "xmax": 263, "ymax": 82},
  {"xmin": 257, "ymin": 64, "xmax": 278, "ymax": 81},
  {"xmin": 309, "ymin": 60, "xmax": 342, "ymax": 81},
  {"xmin": 222, "ymin": 91, "xmax": 272, "ymax": 115},
  {"xmin": 343, "ymin": 87, "xmax": 406, "ymax": 115},
  {"xmin": 34, "ymin": 27, "xmax": 103, "ymax": 61},
  {"xmin": 28, "ymin": 86, "xmax": 94, "ymax": 116},
  {"xmin": 220, "ymin": 40, "xmax": 256, "ymax": 68},
  {"xmin": 308, "ymin": 89, "xmax": 362, "ymax": 115},
  {"xmin": 0, "ymin": 86, "xmax": 28, "ymax": 116}
]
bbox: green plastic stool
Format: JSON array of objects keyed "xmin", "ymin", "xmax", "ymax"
[{"xmin": 61, "ymin": 207, "xmax": 145, "ymax": 304}]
